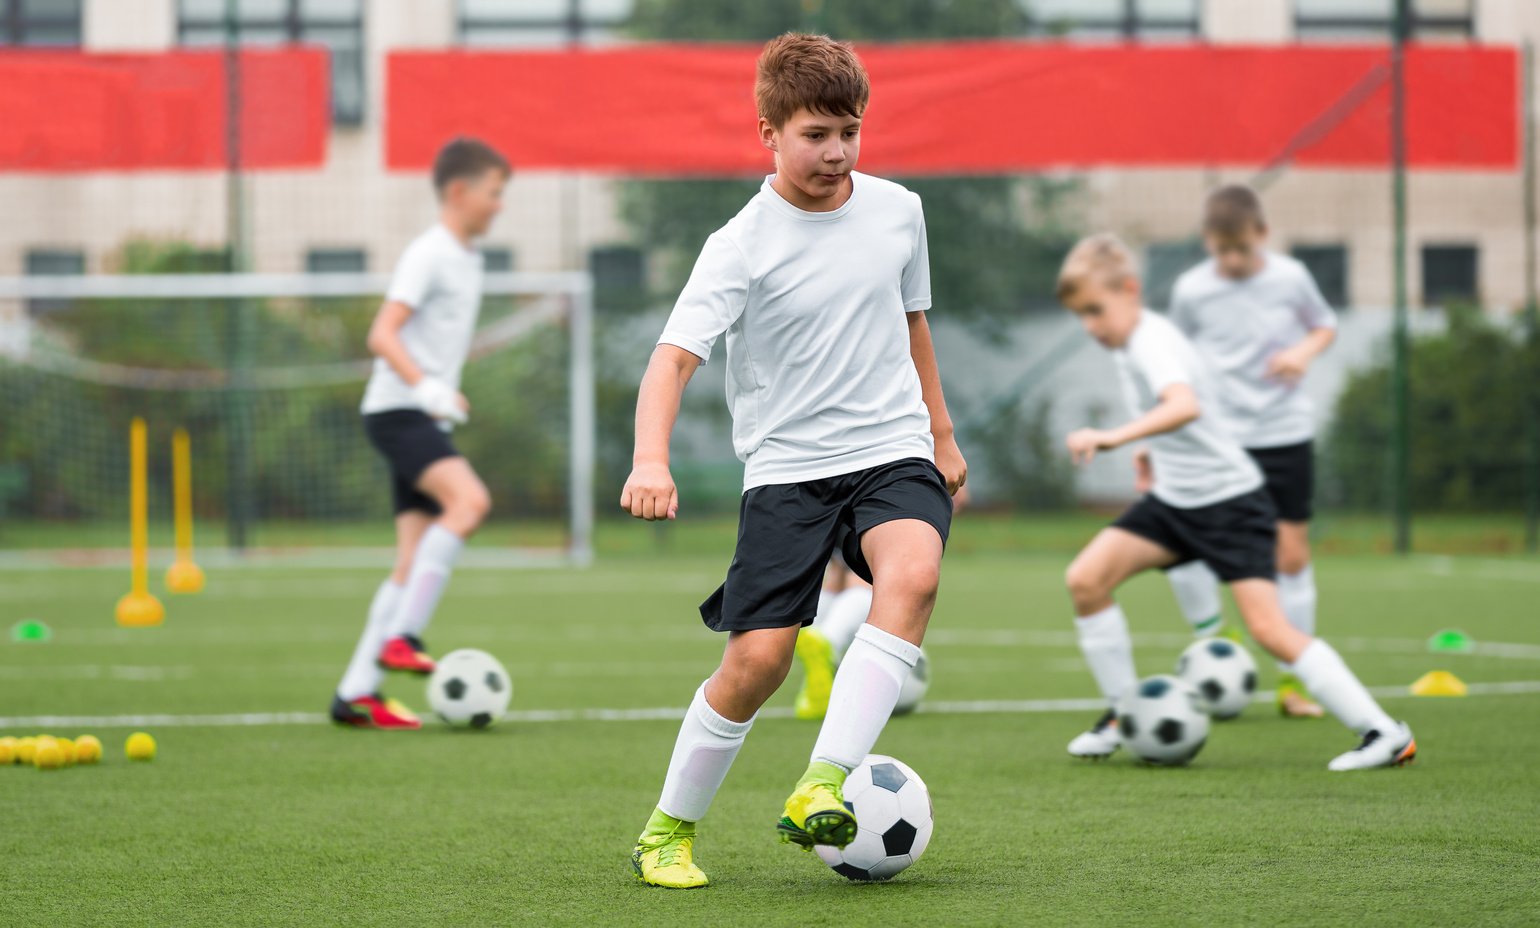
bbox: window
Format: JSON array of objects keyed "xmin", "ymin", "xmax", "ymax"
[
  {"xmin": 1143, "ymin": 239, "xmax": 1206, "ymax": 309},
  {"xmin": 1024, "ymin": 0, "xmax": 1200, "ymax": 40},
  {"xmin": 1291, "ymin": 244, "xmax": 1349, "ymax": 308},
  {"xmin": 1294, "ymin": 0, "xmax": 1473, "ymax": 41},
  {"xmin": 24, "ymin": 247, "xmax": 85, "ymax": 315},
  {"xmin": 1, "ymin": 0, "xmax": 82, "ymax": 45},
  {"xmin": 305, "ymin": 247, "xmax": 366, "ymax": 273},
  {"xmin": 178, "ymin": 0, "xmax": 366, "ymax": 126},
  {"xmin": 589, "ymin": 244, "xmax": 645, "ymax": 313},
  {"xmin": 481, "ymin": 247, "xmax": 514, "ymax": 272},
  {"xmin": 1421, "ymin": 244, "xmax": 1478, "ymax": 306},
  {"xmin": 458, "ymin": 0, "xmax": 634, "ymax": 47}
]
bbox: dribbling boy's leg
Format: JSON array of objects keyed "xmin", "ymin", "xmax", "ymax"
[
  {"xmin": 636, "ymin": 627, "xmax": 797, "ymax": 888},
  {"xmin": 385, "ymin": 458, "xmax": 489, "ymax": 644},
  {"xmin": 1166, "ymin": 560, "xmax": 1225, "ymax": 637}
]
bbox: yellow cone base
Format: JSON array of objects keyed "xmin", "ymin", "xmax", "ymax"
[
  {"xmin": 116, "ymin": 591, "xmax": 165, "ymax": 627},
  {"xmin": 1411, "ymin": 670, "xmax": 1468, "ymax": 697},
  {"xmin": 166, "ymin": 560, "xmax": 205, "ymax": 594}
]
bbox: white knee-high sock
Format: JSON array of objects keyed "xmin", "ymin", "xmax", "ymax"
[
  {"xmin": 388, "ymin": 524, "xmax": 464, "ymax": 639},
  {"xmin": 1166, "ymin": 560, "xmax": 1224, "ymax": 636},
  {"xmin": 812, "ymin": 587, "xmax": 873, "ymax": 660},
  {"xmin": 1277, "ymin": 565, "xmax": 1318, "ymax": 637},
  {"xmin": 655, "ymin": 682, "xmax": 754, "ymax": 823},
  {"xmin": 1076, "ymin": 604, "xmax": 1137, "ymax": 706},
  {"xmin": 811, "ymin": 624, "xmax": 919, "ymax": 771},
  {"xmin": 338, "ymin": 579, "xmax": 403, "ymax": 700},
  {"xmin": 1287, "ymin": 639, "xmax": 1396, "ymax": 735}
]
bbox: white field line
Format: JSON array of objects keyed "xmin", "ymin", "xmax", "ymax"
[{"xmin": 2, "ymin": 680, "xmax": 1536, "ymax": 730}]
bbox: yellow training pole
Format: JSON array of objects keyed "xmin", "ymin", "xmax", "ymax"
[
  {"xmin": 165, "ymin": 427, "xmax": 205, "ymax": 594},
  {"xmin": 115, "ymin": 418, "xmax": 164, "ymax": 627}
]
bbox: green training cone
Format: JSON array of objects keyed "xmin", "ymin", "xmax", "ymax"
[
  {"xmin": 1427, "ymin": 629, "xmax": 1474, "ymax": 654},
  {"xmin": 11, "ymin": 619, "xmax": 51, "ymax": 642}
]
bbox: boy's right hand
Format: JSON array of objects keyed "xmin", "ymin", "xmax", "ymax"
[
  {"xmin": 621, "ymin": 461, "xmax": 678, "ymax": 521},
  {"xmin": 412, "ymin": 377, "xmax": 468, "ymax": 425}
]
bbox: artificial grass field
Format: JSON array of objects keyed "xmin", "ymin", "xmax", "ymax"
[{"xmin": 2, "ymin": 519, "xmax": 1538, "ymax": 927}]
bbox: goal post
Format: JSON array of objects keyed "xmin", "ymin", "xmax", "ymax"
[{"xmin": 0, "ymin": 270, "xmax": 596, "ymax": 568}]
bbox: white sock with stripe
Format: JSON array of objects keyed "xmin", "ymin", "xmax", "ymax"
[
  {"xmin": 1166, "ymin": 560, "xmax": 1224, "ymax": 637},
  {"xmin": 1278, "ymin": 565, "xmax": 1318, "ymax": 637}
]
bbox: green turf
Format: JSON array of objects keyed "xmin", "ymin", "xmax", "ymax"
[{"xmin": 2, "ymin": 522, "xmax": 1538, "ymax": 926}]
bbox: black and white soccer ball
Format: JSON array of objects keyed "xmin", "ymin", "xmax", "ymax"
[
  {"xmin": 1176, "ymin": 637, "xmax": 1258, "ymax": 720},
  {"xmin": 891, "ymin": 647, "xmax": 930, "ymax": 717},
  {"xmin": 816, "ymin": 754, "xmax": 933, "ymax": 881},
  {"xmin": 1115, "ymin": 674, "xmax": 1210, "ymax": 766},
  {"xmin": 426, "ymin": 649, "xmax": 512, "ymax": 729}
]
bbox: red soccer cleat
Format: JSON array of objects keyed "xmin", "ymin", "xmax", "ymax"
[
  {"xmin": 378, "ymin": 634, "xmax": 436, "ymax": 674},
  {"xmin": 330, "ymin": 694, "xmax": 422, "ymax": 730}
]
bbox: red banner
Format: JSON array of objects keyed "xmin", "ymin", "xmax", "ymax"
[
  {"xmin": 387, "ymin": 42, "xmax": 1517, "ymax": 174},
  {"xmin": 0, "ymin": 49, "xmax": 329, "ymax": 171}
]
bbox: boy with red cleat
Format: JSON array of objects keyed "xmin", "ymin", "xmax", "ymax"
[{"xmin": 330, "ymin": 138, "xmax": 509, "ymax": 730}]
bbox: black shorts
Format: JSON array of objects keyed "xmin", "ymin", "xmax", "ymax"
[
  {"xmin": 1246, "ymin": 440, "xmax": 1314, "ymax": 522},
  {"xmin": 1113, "ymin": 488, "xmax": 1277, "ymax": 583},
  {"xmin": 362, "ymin": 410, "xmax": 460, "ymax": 515},
  {"xmin": 699, "ymin": 457, "xmax": 953, "ymax": 633}
]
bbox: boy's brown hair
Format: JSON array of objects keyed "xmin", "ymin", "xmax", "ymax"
[
  {"xmin": 1057, "ymin": 233, "xmax": 1140, "ymax": 302},
  {"xmin": 432, "ymin": 137, "xmax": 511, "ymax": 194},
  {"xmin": 1203, "ymin": 184, "xmax": 1266, "ymax": 238},
  {"xmin": 755, "ymin": 33, "xmax": 870, "ymax": 129}
]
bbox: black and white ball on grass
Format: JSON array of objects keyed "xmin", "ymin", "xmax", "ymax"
[
  {"xmin": 891, "ymin": 647, "xmax": 930, "ymax": 717},
  {"xmin": 1176, "ymin": 637, "xmax": 1258, "ymax": 720},
  {"xmin": 816, "ymin": 754, "xmax": 933, "ymax": 882},
  {"xmin": 1115, "ymin": 674, "xmax": 1210, "ymax": 766},
  {"xmin": 427, "ymin": 649, "xmax": 512, "ymax": 729}
]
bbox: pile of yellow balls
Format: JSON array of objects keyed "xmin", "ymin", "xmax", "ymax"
[{"xmin": 0, "ymin": 731, "xmax": 156, "ymax": 770}]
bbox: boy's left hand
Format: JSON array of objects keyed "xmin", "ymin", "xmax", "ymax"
[
  {"xmin": 1066, "ymin": 428, "xmax": 1115, "ymax": 466},
  {"xmin": 1266, "ymin": 346, "xmax": 1311, "ymax": 384},
  {"xmin": 935, "ymin": 435, "xmax": 968, "ymax": 496}
]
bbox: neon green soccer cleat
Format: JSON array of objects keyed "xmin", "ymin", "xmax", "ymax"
[
  {"xmin": 1276, "ymin": 673, "xmax": 1326, "ymax": 718},
  {"xmin": 632, "ymin": 811, "xmax": 708, "ymax": 889},
  {"xmin": 776, "ymin": 762, "xmax": 857, "ymax": 850},
  {"xmin": 793, "ymin": 628, "xmax": 837, "ymax": 721}
]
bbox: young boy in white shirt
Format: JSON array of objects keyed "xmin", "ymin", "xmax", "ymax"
[
  {"xmin": 621, "ymin": 33, "xmax": 966, "ymax": 888},
  {"xmin": 1161, "ymin": 185, "xmax": 1337, "ymax": 718},
  {"xmin": 330, "ymin": 138, "xmax": 508, "ymax": 730},
  {"xmin": 1054, "ymin": 233, "xmax": 1414, "ymax": 772}
]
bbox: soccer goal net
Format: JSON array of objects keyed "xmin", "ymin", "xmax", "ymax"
[{"xmin": 0, "ymin": 271, "xmax": 595, "ymax": 568}]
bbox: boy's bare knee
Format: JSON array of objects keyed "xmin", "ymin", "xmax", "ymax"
[
  {"xmin": 1277, "ymin": 549, "xmax": 1310, "ymax": 577},
  {"xmin": 1064, "ymin": 561, "xmax": 1104, "ymax": 608}
]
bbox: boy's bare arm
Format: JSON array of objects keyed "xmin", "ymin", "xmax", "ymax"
[
  {"xmin": 621, "ymin": 345, "xmax": 702, "ymax": 521},
  {"xmin": 907, "ymin": 311, "xmax": 968, "ymax": 494},
  {"xmin": 1066, "ymin": 384, "xmax": 1199, "ymax": 465},
  {"xmin": 1267, "ymin": 326, "xmax": 1336, "ymax": 383},
  {"xmin": 366, "ymin": 301, "xmax": 425, "ymax": 386},
  {"xmin": 367, "ymin": 300, "xmax": 469, "ymax": 421}
]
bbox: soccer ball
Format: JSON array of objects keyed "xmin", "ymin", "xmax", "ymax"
[
  {"xmin": 1176, "ymin": 637, "xmax": 1258, "ymax": 720},
  {"xmin": 427, "ymin": 649, "xmax": 512, "ymax": 729},
  {"xmin": 1115, "ymin": 674, "xmax": 1210, "ymax": 766},
  {"xmin": 891, "ymin": 647, "xmax": 930, "ymax": 716},
  {"xmin": 816, "ymin": 754, "xmax": 933, "ymax": 881}
]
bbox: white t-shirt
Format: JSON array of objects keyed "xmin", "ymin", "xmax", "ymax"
[
  {"xmin": 1114, "ymin": 309, "xmax": 1263, "ymax": 509},
  {"xmin": 361, "ymin": 224, "xmax": 484, "ymax": 420},
  {"xmin": 658, "ymin": 172, "xmax": 935, "ymax": 490},
  {"xmin": 1169, "ymin": 252, "xmax": 1337, "ymax": 448}
]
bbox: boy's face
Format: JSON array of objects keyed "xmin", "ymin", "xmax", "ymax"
[
  {"xmin": 443, "ymin": 168, "xmax": 508, "ymax": 238},
  {"xmin": 1205, "ymin": 224, "xmax": 1267, "ymax": 280},
  {"xmin": 1062, "ymin": 275, "xmax": 1143, "ymax": 349},
  {"xmin": 759, "ymin": 107, "xmax": 862, "ymax": 207}
]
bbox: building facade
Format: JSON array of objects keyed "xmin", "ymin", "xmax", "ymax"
[{"xmin": 2, "ymin": 0, "xmax": 1536, "ymax": 312}]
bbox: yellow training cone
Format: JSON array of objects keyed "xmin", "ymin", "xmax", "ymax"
[{"xmin": 1411, "ymin": 670, "xmax": 1468, "ymax": 697}]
